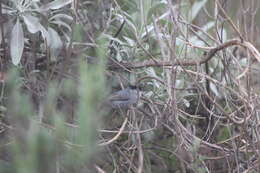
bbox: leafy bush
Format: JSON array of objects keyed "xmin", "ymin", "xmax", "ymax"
[{"xmin": 0, "ymin": 0, "xmax": 260, "ymax": 172}]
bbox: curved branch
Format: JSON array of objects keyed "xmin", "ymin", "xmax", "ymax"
[{"xmin": 108, "ymin": 39, "xmax": 259, "ymax": 70}]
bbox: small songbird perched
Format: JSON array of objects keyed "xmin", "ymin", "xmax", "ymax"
[{"xmin": 106, "ymin": 85, "xmax": 140, "ymax": 109}]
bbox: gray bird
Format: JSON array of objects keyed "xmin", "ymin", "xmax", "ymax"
[{"xmin": 107, "ymin": 85, "xmax": 140, "ymax": 109}]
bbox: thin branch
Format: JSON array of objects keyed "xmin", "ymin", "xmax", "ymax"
[
  {"xmin": 99, "ymin": 117, "xmax": 128, "ymax": 146},
  {"xmin": 108, "ymin": 39, "xmax": 245, "ymax": 69}
]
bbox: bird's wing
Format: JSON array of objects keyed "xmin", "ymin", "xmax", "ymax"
[{"xmin": 108, "ymin": 89, "xmax": 130, "ymax": 101}]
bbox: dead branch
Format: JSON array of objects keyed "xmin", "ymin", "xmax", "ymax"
[{"xmin": 108, "ymin": 39, "xmax": 260, "ymax": 70}]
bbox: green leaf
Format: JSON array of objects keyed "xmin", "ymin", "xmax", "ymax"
[
  {"xmin": 51, "ymin": 20, "xmax": 72, "ymax": 32},
  {"xmin": 147, "ymin": 1, "xmax": 167, "ymax": 23},
  {"xmin": 10, "ymin": 18, "xmax": 24, "ymax": 65},
  {"xmin": 22, "ymin": 14, "xmax": 41, "ymax": 34},
  {"xmin": 22, "ymin": 14, "xmax": 46, "ymax": 34},
  {"xmin": 216, "ymin": 127, "xmax": 230, "ymax": 141},
  {"xmin": 189, "ymin": 0, "xmax": 208, "ymax": 22},
  {"xmin": 49, "ymin": 13, "xmax": 73, "ymax": 31},
  {"xmin": 187, "ymin": 21, "xmax": 215, "ymax": 46},
  {"xmin": 40, "ymin": 0, "xmax": 72, "ymax": 11},
  {"xmin": 47, "ymin": 27, "xmax": 63, "ymax": 57},
  {"xmin": 49, "ymin": 13, "xmax": 73, "ymax": 21},
  {"xmin": 22, "ymin": 14, "xmax": 48, "ymax": 40}
]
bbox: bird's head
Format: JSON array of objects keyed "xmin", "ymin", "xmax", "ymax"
[
  {"xmin": 129, "ymin": 85, "xmax": 143, "ymax": 91},
  {"xmin": 129, "ymin": 85, "xmax": 137, "ymax": 90}
]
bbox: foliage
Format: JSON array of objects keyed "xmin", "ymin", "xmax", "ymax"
[
  {"xmin": 0, "ymin": 0, "xmax": 260, "ymax": 172},
  {"xmin": 3, "ymin": 0, "xmax": 72, "ymax": 65}
]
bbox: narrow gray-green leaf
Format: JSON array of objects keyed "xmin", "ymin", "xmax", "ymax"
[
  {"xmin": 22, "ymin": 14, "xmax": 43, "ymax": 34},
  {"xmin": 23, "ymin": 14, "xmax": 48, "ymax": 40},
  {"xmin": 47, "ymin": 27, "xmax": 63, "ymax": 57},
  {"xmin": 10, "ymin": 19, "xmax": 24, "ymax": 65},
  {"xmin": 51, "ymin": 20, "xmax": 72, "ymax": 31},
  {"xmin": 49, "ymin": 13, "xmax": 73, "ymax": 21},
  {"xmin": 40, "ymin": 0, "xmax": 72, "ymax": 11}
]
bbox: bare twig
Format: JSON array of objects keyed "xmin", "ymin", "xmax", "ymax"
[{"xmin": 99, "ymin": 117, "xmax": 128, "ymax": 146}]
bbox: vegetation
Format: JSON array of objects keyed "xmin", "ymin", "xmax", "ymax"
[{"xmin": 0, "ymin": 0, "xmax": 260, "ymax": 172}]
